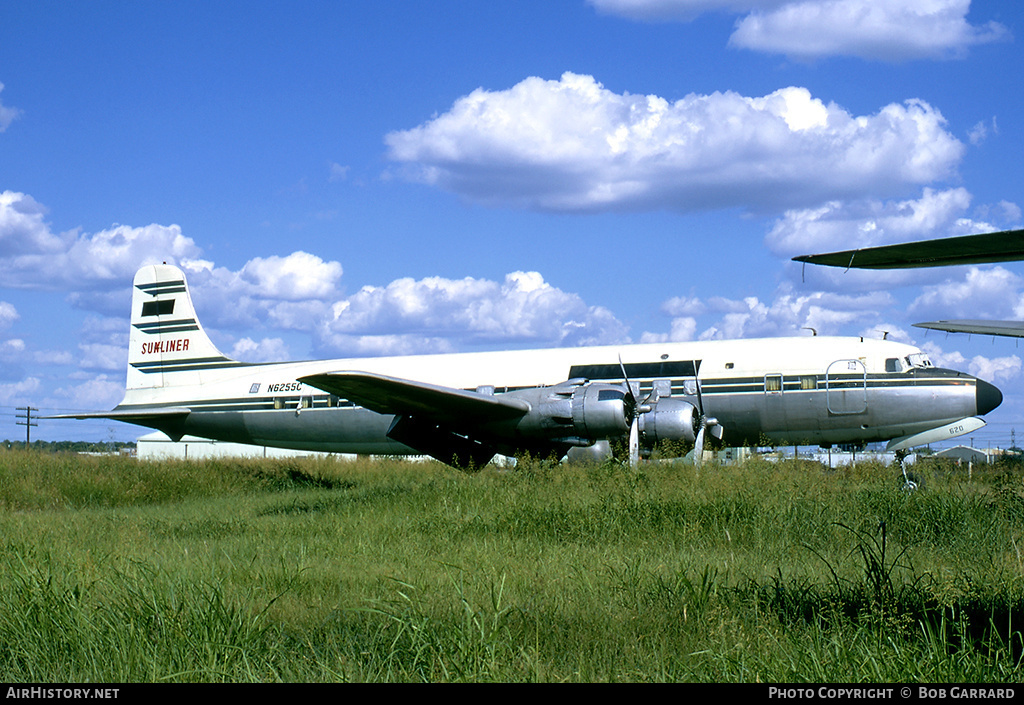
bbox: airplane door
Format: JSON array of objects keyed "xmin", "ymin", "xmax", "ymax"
[{"xmin": 826, "ymin": 359, "xmax": 867, "ymax": 415}]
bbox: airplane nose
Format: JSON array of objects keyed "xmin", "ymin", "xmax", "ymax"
[{"xmin": 976, "ymin": 379, "xmax": 1003, "ymax": 416}]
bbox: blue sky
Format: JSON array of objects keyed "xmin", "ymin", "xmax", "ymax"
[{"xmin": 2, "ymin": 0, "xmax": 1022, "ymax": 447}]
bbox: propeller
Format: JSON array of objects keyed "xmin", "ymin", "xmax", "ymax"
[
  {"xmin": 690, "ymin": 360, "xmax": 722, "ymax": 467},
  {"xmin": 617, "ymin": 355, "xmax": 650, "ymax": 468},
  {"xmin": 616, "ymin": 356, "xmax": 724, "ymax": 467}
]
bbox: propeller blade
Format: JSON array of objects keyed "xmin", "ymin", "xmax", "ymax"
[
  {"xmin": 692, "ymin": 359, "xmax": 704, "ymax": 416},
  {"xmin": 694, "ymin": 425, "xmax": 705, "ymax": 467},
  {"xmin": 628, "ymin": 416, "xmax": 640, "ymax": 468}
]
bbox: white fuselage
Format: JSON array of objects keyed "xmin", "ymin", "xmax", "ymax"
[{"xmin": 115, "ymin": 335, "xmax": 993, "ymax": 455}]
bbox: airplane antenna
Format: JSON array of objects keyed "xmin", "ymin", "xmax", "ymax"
[{"xmin": 803, "ymin": 327, "xmax": 817, "ymax": 336}]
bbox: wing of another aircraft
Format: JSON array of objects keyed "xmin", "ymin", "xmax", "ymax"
[
  {"xmin": 914, "ymin": 320, "xmax": 1024, "ymax": 338},
  {"xmin": 793, "ymin": 228, "xmax": 1024, "ymax": 269}
]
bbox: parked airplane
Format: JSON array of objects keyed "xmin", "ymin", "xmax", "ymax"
[
  {"xmin": 794, "ymin": 228, "xmax": 1024, "ymax": 339},
  {"xmin": 53, "ymin": 264, "xmax": 1003, "ymax": 467}
]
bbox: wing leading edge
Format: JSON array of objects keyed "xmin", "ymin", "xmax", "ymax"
[
  {"xmin": 793, "ymin": 228, "xmax": 1024, "ymax": 270},
  {"xmin": 299, "ymin": 371, "xmax": 533, "ymax": 467},
  {"xmin": 298, "ymin": 371, "xmax": 529, "ymax": 423},
  {"xmin": 914, "ymin": 320, "xmax": 1024, "ymax": 338}
]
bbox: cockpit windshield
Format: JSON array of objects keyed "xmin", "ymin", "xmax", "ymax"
[
  {"xmin": 905, "ymin": 353, "xmax": 933, "ymax": 369},
  {"xmin": 886, "ymin": 353, "xmax": 935, "ymax": 372}
]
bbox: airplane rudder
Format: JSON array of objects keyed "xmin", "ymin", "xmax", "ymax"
[{"xmin": 127, "ymin": 263, "xmax": 230, "ymax": 389}]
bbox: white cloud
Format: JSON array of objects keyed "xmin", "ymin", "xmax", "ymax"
[
  {"xmin": 646, "ymin": 286, "xmax": 893, "ymax": 341},
  {"xmin": 317, "ymin": 270, "xmax": 630, "ymax": 355},
  {"xmin": 0, "ymin": 377, "xmax": 40, "ymax": 406},
  {"xmin": 0, "ymin": 82, "xmax": 21, "ymax": 133},
  {"xmin": 386, "ymin": 74, "xmax": 963, "ymax": 214},
  {"xmin": 589, "ymin": 0, "xmax": 1010, "ymax": 61},
  {"xmin": 920, "ymin": 340, "xmax": 1022, "ymax": 385},
  {"xmin": 49, "ymin": 375, "xmax": 126, "ymax": 412},
  {"xmin": 0, "ymin": 191, "xmax": 64, "ymax": 256},
  {"xmin": 229, "ymin": 337, "xmax": 292, "ymax": 363},
  {"xmin": 765, "ymin": 187, "xmax": 1007, "ymax": 257},
  {"xmin": 0, "ymin": 301, "xmax": 17, "ymax": 329},
  {"xmin": 0, "ymin": 191, "xmax": 204, "ymax": 289},
  {"xmin": 730, "ymin": 0, "xmax": 1010, "ymax": 61},
  {"xmin": 77, "ymin": 343, "xmax": 128, "ymax": 372},
  {"xmin": 240, "ymin": 252, "xmax": 343, "ymax": 301},
  {"xmin": 909, "ymin": 266, "xmax": 1024, "ymax": 321}
]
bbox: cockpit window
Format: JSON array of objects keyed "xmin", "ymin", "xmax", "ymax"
[
  {"xmin": 885, "ymin": 358, "xmax": 901, "ymax": 373},
  {"xmin": 905, "ymin": 353, "xmax": 933, "ymax": 368}
]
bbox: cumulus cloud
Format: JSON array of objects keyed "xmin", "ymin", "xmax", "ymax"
[
  {"xmin": 317, "ymin": 270, "xmax": 630, "ymax": 356},
  {"xmin": 589, "ymin": 0, "xmax": 1009, "ymax": 61},
  {"xmin": 239, "ymin": 253, "xmax": 343, "ymax": 301},
  {"xmin": 644, "ymin": 285, "xmax": 894, "ymax": 342},
  {"xmin": 229, "ymin": 337, "xmax": 292, "ymax": 363},
  {"xmin": 764, "ymin": 187, "xmax": 1011, "ymax": 257},
  {"xmin": 0, "ymin": 190, "xmax": 203, "ymax": 289},
  {"xmin": 49, "ymin": 374, "xmax": 126, "ymax": 413},
  {"xmin": 730, "ymin": 0, "xmax": 1010, "ymax": 61},
  {"xmin": 920, "ymin": 340, "xmax": 1022, "ymax": 385},
  {"xmin": 908, "ymin": 266, "xmax": 1024, "ymax": 321},
  {"xmin": 1, "ymin": 191, "xmax": 631, "ymax": 364},
  {"xmin": 697, "ymin": 289, "xmax": 892, "ymax": 339},
  {"xmin": 386, "ymin": 74, "xmax": 963, "ymax": 214},
  {"xmin": 0, "ymin": 377, "xmax": 41, "ymax": 406}
]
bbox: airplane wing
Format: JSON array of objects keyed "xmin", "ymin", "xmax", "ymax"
[
  {"xmin": 792, "ymin": 228, "xmax": 1024, "ymax": 269},
  {"xmin": 914, "ymin": 320, "xmax": 1024, "ymax": 338},
  {"xmin": 298, "ymin": 371, "xmax": 530, "ymax": 426},
  {"xmin": 299, "ymin": 371, "xmax": 537, "ymax": 467}
]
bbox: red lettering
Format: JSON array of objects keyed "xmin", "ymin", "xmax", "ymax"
[{"xmin": 140, "ymin": 338, "xmax": 190, "ymax": 355}]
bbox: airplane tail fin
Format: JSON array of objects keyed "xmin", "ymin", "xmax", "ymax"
[{"xmin": 127, "ymin": 264, "xmax": 242, "ymax": 391}]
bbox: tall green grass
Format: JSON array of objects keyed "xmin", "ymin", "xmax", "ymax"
[{"xmin": 0, "ymin": 449, "xmax": 1022, "ymax": 681}]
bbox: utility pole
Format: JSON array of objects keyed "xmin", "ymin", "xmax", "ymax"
[{"xmin": 16, "ymin": 406, "xmax": 38, "ymax": 446}]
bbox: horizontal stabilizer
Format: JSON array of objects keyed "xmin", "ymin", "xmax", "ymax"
[
  {"xmin": 43, "ymin": 407, "xmax": 192, "ymax": 442},
  {"xmin": 43, "ymin": 407, "xmax": 192, "ymax": 421},
  {"xmin": 886, "ymin": 416, "xmax": 986, "ymax": 452},
  {"xmin": 914, "ymin": 320, "xmax": 1024, "ymax": 339}
]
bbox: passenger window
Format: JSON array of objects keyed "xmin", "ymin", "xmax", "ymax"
[
  {"xmin": 800, "ymin": 375, "xmax": 816, "ymax": 390},
  {"xmin": 765, "ymin": 374, "xmax": 783, "ymax": 393},
  {"xmin": 885, "ymin": 358, "xmax": 901, "ymax": 373}
]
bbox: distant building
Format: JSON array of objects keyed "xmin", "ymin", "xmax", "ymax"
[
  {"xmin": 136, "ymin": 431, "xmax": 347, "ymax": 460},
  {"xmin": 933, "ymin": 446, "xmax": 1006, "ymax": 465}
]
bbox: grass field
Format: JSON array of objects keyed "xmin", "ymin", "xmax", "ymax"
[{"xmin": 1, "ymin": 449, "xmax": 1022, "ymax": 682}]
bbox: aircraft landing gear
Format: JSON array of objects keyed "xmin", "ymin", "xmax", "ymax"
[{"xmin": 895, "ymin": 449, "xmax": 923, "ymax": 491}]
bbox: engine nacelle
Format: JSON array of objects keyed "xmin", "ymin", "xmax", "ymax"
[
  {"xmin": 502, "ymin": 379, "xmax": 632, "ymax": 444},
  {"xmin": 638, "ymin": 397, "xmax": 699, "ymax": 447}
]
